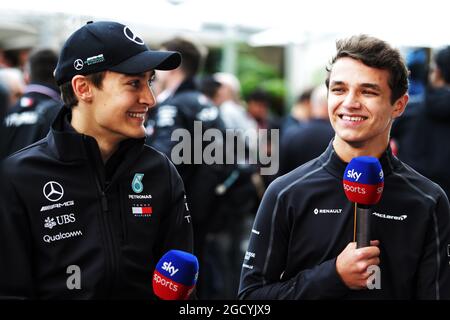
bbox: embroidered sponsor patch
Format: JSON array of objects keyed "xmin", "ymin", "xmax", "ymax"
[{"xmin": 132, "ymin": 206, "xmax": 152, "ymax": 217}]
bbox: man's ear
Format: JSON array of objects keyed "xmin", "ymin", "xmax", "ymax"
[
  {"xmin": 72, "ymin": 75, "xmax": 93, "ymax": 103},
  {"xmin": 392, "ymin": 94, "xmax": 409, "ymax": 119}
]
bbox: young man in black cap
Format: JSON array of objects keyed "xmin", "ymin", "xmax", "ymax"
[{"xmin": 0, "ymin": 21, "xmax": 193, "ymax": 299}]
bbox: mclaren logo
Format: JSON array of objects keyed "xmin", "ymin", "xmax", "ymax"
[{"xmin": 372, "ymin": 212, "xmax": 407, "ymax": 221}]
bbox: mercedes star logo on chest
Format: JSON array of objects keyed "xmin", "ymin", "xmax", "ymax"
[{"xmin": 43, "ymin": 181, "xmax": 64, "ymax": 202}]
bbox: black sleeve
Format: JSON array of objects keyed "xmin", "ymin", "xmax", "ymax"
[
  {"xmin": 238, "ymin": 182, "xmax": 348, "ymax": 300},
  {"xmin": 154, "ymin": 157, "xmax": 194, "ymax": 257},
  {"xmin": 0, "ymin": 165, "xmax": 35, "ymax": 299},
  {"xmin": 415, "ymin": 191, "xmax": 450, "ymax": 299}
]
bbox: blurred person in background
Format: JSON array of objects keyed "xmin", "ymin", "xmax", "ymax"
[
  {"xmin": 213, "ymin": 72, "xmax": 259, "ymax": 139},
  {"xmin": 405, "ymin": 48, "xmax": 428, "ymax": 105},
  {"xmin": 0, "ymin": 82, "xmax": 8, "ymax": 123},
  {"xmin": 199, "ymin": 73, "xmax": 261, "ymax": 299},
  {"xmin": 0, "ymin": 68, "xmax": 25, "ymax": 109},
  {"xmin": 0, "ymin": 82, "xmax": 9, "ymax": 158},
  {"xmin": 0, "ymin": 35, "xmax": 35, "ymax": 70},
  {"xmin": 245, "ymin": 88, "xmax": 280, "ymax": 187},
  {"xmin": 280, "ymin": 88, "xmax": 313, "ymax": 139},
  {"xmin": 146, "ymin": 37, "xmax": 235, "ymax": 299},
  {"xmin": 246, "ymin": 88, "xmax": 280, "ymax": 131},
  {"xmin": 392, "ymin": 46, "xmax": 450, "ymax": 199},
  {"xmin": 279, "ymin": 84, "xmax": 334, "ymax": 176},
  {"xmin": 3, "ymin": 49, "xmax": 62, "ymax": 157}
]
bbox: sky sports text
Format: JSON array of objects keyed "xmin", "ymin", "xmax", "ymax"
[
  {"xmin": 170, "ymin": 121, "xmax": 279, "ymax": 175},
  {"xmin": 343, "ymin": 184, "xmax": 383, "ymax": 195},
  {"xmin": 153, "ymin": 273, "xmax": 179, "ymax": 292}
]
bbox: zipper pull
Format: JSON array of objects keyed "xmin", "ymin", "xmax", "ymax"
[{"xmin": 101, "ymin": 191, "xmax": 109, "ymax": 212}]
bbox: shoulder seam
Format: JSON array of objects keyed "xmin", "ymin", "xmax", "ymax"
[
  {"xmin": 7, "ymin": 139, "xmax": 48, "ymax": 158},
  {"xmin": 387, "ymin": 156, "xmax": 438, "ymax": 204}
]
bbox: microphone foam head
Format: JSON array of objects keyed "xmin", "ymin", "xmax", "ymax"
[
  {"xmin": 153, "ymin": 250, "xmax": 199, "ymax": 300},
  {"xmin": 343, "ymin": 156, "xmax": 384, "ymax": 206}
]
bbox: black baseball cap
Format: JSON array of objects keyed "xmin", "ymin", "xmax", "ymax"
[{"xmin": 54, "ymin": 21, "xmax": 181, "ymax": 86}]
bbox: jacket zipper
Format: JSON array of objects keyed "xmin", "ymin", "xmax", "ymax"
[{"xmin": 84, "ymin": 136, "xmax": 119, "ymax": 297}]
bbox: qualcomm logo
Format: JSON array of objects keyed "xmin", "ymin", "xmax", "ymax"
[
  {"xmin": 372, "ymin": 212, "xmax": 407, "ymax": 221},
  {"xmin": 43, "ymin": 230, "xmax": 82, "ymax": 243},
  {"xmin": 43, "ymin": 181, "xmax": 64, "ymax": 202},
  {"xmin": 314, "ymin": 208, "xmax": 343, "ymax": 215}
]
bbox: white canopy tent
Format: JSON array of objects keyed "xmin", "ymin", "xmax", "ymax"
[
  {"xmin": 2, "ymin": 0, "xmax": 450, "ymax": 103},
  {"xmin": 247, "ymin": 0, "xmax": 450, "ymax": 103}
]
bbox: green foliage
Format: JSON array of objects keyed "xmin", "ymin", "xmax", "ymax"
[{"xmin": 237, "ymin": 53, "xmax": 286, "ymax": 104}]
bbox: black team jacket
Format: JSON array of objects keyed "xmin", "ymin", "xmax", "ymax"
[
  {"xmin": 239, "ymin": 142, "xmax": 450, "ymax": 299},
  {"xmin": 0, "ymin": 106, "xmax": 193, "ymax": 299}
]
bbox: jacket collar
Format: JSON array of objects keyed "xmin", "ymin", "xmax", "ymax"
[
  {"xmin": 47, "ymin": 106, "xmax": 145, "ymax": 163},
  {"xmin": 319, "ymin": 139, "xmax": 401, "ymax": 180}
]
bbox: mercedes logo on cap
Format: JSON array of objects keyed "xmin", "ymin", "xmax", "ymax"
[
  {"xmin": 123, "ymin": 26, "xmax": 145, "ymax": 45},
  {"xmin": 73, "ymin": 59, "xmax": 84, "ymax": 71},
  {"xmin": 43, "ymin": 181, "xmax": 64, "ymax": 202}
]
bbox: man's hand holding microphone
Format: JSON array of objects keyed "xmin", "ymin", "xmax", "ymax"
[{"xmin": 337, "ymin": 156, "xmax": 384, "ymax": 289}]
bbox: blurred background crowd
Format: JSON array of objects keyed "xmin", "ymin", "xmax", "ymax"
[{"xmin": 1, "ymin": 0, "xmax": 450, "ymax": 299}]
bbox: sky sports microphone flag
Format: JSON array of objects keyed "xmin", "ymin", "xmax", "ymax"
[
  {"xmin": 153, "ymin": 250, "xmax": 199, "ymax": 300},
  {"xmin": 343, "ymin": 156, "xmax": 384, "ymax": 248},
  {"xmin": 343, "ymin": 156, "xmax": 384, "ymax": 206}
]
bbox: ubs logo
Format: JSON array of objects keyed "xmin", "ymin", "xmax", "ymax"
[
  {"xmin": 44, "ymin": 213, "xmax": 76, "ymax": 229},
  {"xmin": 43, "ymin": 181, "xmax": 64, "ymax": 202}
]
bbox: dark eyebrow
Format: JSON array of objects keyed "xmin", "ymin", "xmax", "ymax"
[
  {"xmin": 329, "ymin": 80, "xmax": 381, "ymax": 91},
  {"xmin": 360, "ymin": 83, "xmax": 381, "ymax": 91},
  {"xmin": 122, "ymin": 70, "xmax": 155, "ymax": 79},
  {"xmin": 329, "ymin": 80, "xmax": 345, "ymax": 87}
]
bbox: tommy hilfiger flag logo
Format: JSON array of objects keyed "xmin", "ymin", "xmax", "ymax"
[{"xmin": 132, "ymin": 206, "xmax": 152, "ymax": 217}]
